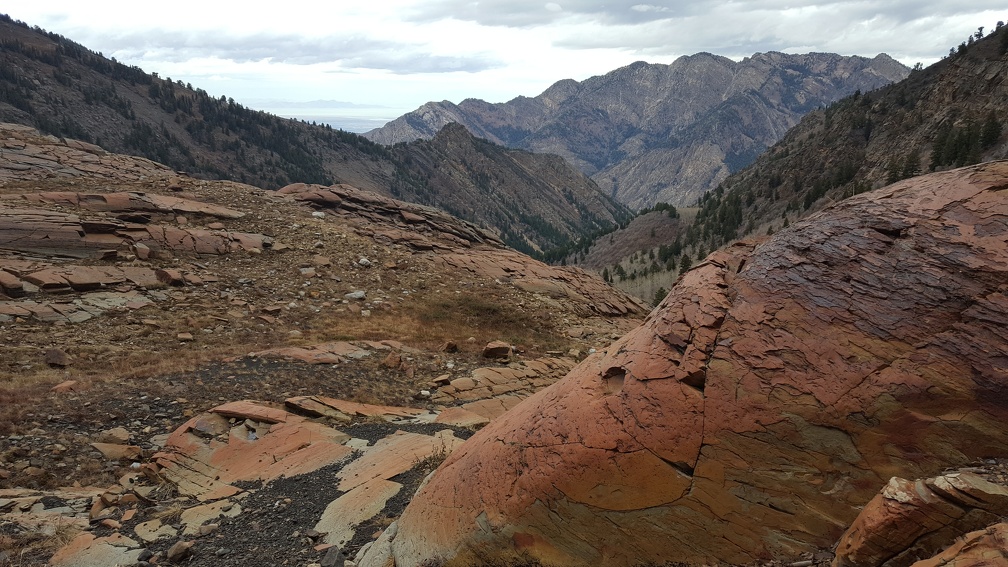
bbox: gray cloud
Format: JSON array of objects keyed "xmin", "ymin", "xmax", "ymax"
[
  {"xmin": 404, "ymin": 0, "xmax": 708, "ymax": 28},
  {"xmin": 548, "ymin": 1, "xmax": 1006, "ymax": 61},
  {"xmin": 88, "ymin": 30, "xmax": 502, "ymax": 74}
]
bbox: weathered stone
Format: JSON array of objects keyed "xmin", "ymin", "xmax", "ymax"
[
  {"xmin": 367, "ymin": 164, "xmax": 1008, "ymax": 567},
  {"xmin": 96, "ymin": 427, "xmax": 131, "ymax": 445},
  {"xmin": 909, "ymin": 523, "xmax": 1008, "ymax": 567},
  {"xmin": 155, "ymin": 269, "xmax": 185, "ymax": 286},
  {"xmin": 166, "ymin": 540, "xmax": 194, "ymax": 562},
  {"xmin": 834, "ymin": 470, "xmax": 1008, "ymax": 567},
  {"xmin": 44, "ymin": 348, "xmax": 72, "ymax": 367},
  {"xmin": 481, "ymin": 340, "xmax": 512, "ymax": 359},
  {"xmin": 90, "ymin": 443, "xmax": 142, "ymax": 461}
]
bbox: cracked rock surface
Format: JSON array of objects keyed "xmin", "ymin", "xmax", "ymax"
[{"xmin": 368, "ymin": 162, "xmax": 1008, "ymax": 567}]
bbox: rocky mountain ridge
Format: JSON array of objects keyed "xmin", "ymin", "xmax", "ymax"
[
  {"xmin": 0, "ymin": 14, "xmax": 628, "ymax": 254},
  {"xmin": 366, "ymin": 52, "xmax": 908, "ymax": 208}
]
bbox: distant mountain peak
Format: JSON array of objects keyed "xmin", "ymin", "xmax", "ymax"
[{"xmin": 365, "ymin": 52, "xmax": 909, "ymax": 209}]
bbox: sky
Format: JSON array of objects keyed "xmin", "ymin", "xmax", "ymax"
[{"xmin": 5, "ymin": 2, "xmax": 1005, "ymax": 132}]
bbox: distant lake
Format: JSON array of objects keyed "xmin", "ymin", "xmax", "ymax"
[{"xmin": 281, "ymin": 115, "xmax": 392, "ymax": 134}]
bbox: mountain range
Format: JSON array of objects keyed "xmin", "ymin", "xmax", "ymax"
[
  {"xmin": 0, "ymin": 14, "xmax": 626, "ymax": 256},
  {"xmin": 365, "ymin": 52, "xmax": 909, "ymax": 209}
]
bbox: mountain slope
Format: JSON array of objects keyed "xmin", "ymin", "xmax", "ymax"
[
  {"xmin": 685, "ymin": 24, "xmax": 1008, "ymax": 256},
  {"xmin": 365, "ymin": 52, "xmax": 908, "ymax": 208},
  {"xmin": 0, "ymin": 14, "xmax": 628, "ymax": 254},
  {"xmin": 574, "ymin": 24, "xmax": 1008, "ymax": 305}
]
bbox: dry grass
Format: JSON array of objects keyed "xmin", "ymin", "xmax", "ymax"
[{"xmin": 0, "ymin": 517, "xmax": 80, "ymax": 567}]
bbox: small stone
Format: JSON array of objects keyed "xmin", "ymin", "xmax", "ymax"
[
  {"xmin": 344, "ymin": 290, "xmax": 366, "ymax": 301},
  {"xmin": 177, "ymin": 333, "xmax": 194, "ymax": 341},
  {"xmin": 44, "ymin": 348, "xmax": 72, "ymax": 368},
  {"xmin": 98, "ymin": 426, "xmax": 131, "ymax": 444},
  {"xmin": 382, "ymin": 352, "xmax": 401, "ymax": 369},
  {"xmin": 134, "ymin": 242, "xmax": 151, "ymax": 260},
  {"xmin": 320, "ymin": 546, "xmax": 345, "ymax": 567},
  {"xmin": 357, "ymin": 257, "xmax": 371, "ymax": 267},
  {"xmin": 166, "ymin": 540, "xmax": 194, "ymax": 562},
  {"xmin": 155, "ymin": 269, "xmax": 185, "ymax": 286},
  {"xmin": 440, "ymin": 341, "xmax": 459, "ymax": 353},
  {"xmin": 482, "ymin": 340, "xmax": 513, "ymax": 359},
  {"xmin": 215, "ymin": 547, "xmax": 230, "ymax": 557}
]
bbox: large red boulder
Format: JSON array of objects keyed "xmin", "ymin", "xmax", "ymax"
[{"xmin": 369, "ymin": 162, "xmax": 1008, "ymax": 566}]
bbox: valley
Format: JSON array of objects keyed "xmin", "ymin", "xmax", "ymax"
[{"xmin": 1, "ymin": 12, "xmax": 1007, "ymax": 567}]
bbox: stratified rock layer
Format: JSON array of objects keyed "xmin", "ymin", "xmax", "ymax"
[{"xmin": 377, "ymin": 162, "xmax": 1008, "ymax": 566}]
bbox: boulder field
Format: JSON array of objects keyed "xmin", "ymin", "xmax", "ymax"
[{"xmin": 363, "ymin": 162, "xmax": 1008, "ymax": 566}]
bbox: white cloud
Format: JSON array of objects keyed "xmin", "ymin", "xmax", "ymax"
[{"xmin": 3, "ymin": 0, "xmax": 1004, "ymax": 130}]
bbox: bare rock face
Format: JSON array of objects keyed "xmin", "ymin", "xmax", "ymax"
[
  {"xmin": 833, "ymin": 465, "xmax": 1008, "ymax": 567},
  {"xmin": 373, "ymin": 162, "xmax": 1008, "ymax": 566},
  {"xmin": 366, "ymin": 53, "xmax": 909, "ymax": 208}
]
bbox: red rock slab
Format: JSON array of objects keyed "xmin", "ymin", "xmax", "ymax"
[
  {"xmin": 21, "ymin": 268, "xmax": 69, "ymax": 290},
  {"xmin": 0, "ymin": 269, "xmax": 24, "ymax": 297},
  {"xmin": 211, "ymin": 400, "xmax": 289, "ymax": 424},
  {"xmin": 117, "ymin": 267, "xmax": 163, "ymax": 288},
  {"xmin": 337, "ymin": 430, "xmax": 463, "ymax": 492},
  {"xmin": 155, "ymin": 408, "xmax": 352, "ymax": 501},
  {"xmin": 49, "ymin": 532, "xmax": 144, "ymax": 567},
  {"xmin": 146, "ymin": 194, "xmax": 245, "ymax": 219},
  {"xmin": 434, "ymin": 407, "xmax": 491, "ymax": 428},
  {"xmin": 377, "ymin": 163, "xmax": 1008, "ymax": 567},
  {"xmin": 459, "ymin": 395, "xmax": 524, "ymax": 421},
  {"xmin": 286, "ymin": 396, "xmax": 427, "ymax": 421},
  {"xmin": 25, "ymin": 191, "xmax": 244, "ymax": 219},
  {"xmin": 910, "ymin": 523, "xmax": 1008, "ymax": 567},
  {"xmin": 252, "ymin": 341, "xmax": 372, "ymax": 364}
]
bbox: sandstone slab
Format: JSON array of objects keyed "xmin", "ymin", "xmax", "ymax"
[
  {"xmin": 154, "ymin": 402, "xmax": 352, "ymax": 501},
  {"xmin": 314, "ymin": 477, "xmax": 402, "ymax": 546}
]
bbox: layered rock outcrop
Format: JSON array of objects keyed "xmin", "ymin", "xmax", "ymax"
[
  {"xmin": 368, "ymin": 162, "xmax": 1008, "ymax": 566},
  {"xmin": 833, "ymin": 464, "xmax": 1008, "ymax": 567}
]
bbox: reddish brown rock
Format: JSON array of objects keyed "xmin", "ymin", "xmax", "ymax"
[
  {"xmin": 155, "ymin": 268, "xmax": 185, "ymax": 286},
  {"xmin": 834, "ymin": 470, "xmax": 1008, "ymax": 567},
  {"xmin": 910, "ymin": 523, "xmax": 1008, "ymax": 567},
  {"xmin": 90, "ymin": 443, "xmax": 142, "ymax": 461},
  {"xmin": 285, "ymin": 395, "xmax": 426, "ymax": 422},
  {"xmin": 481, "ymin": 340, "xmax": 512, "ymax": 359},
  {"xmin": 154, "ymin": 401, "xmax": 351, "ymax": 501},
  {"xmin": 166, "ymin": 540, "xmax": 194, "ymax": 562},
  {"xmin": 369, "ymin": 163, "xmax": 1008, "ymax": 567},
  {"xmin": 0, "ymin": 269, "xmax": 24, "ymax": 297}
]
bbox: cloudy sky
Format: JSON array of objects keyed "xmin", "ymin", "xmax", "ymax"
[{"xmin": 5, "ymin": 2, "xmax": 1004, "ymax": 131}]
